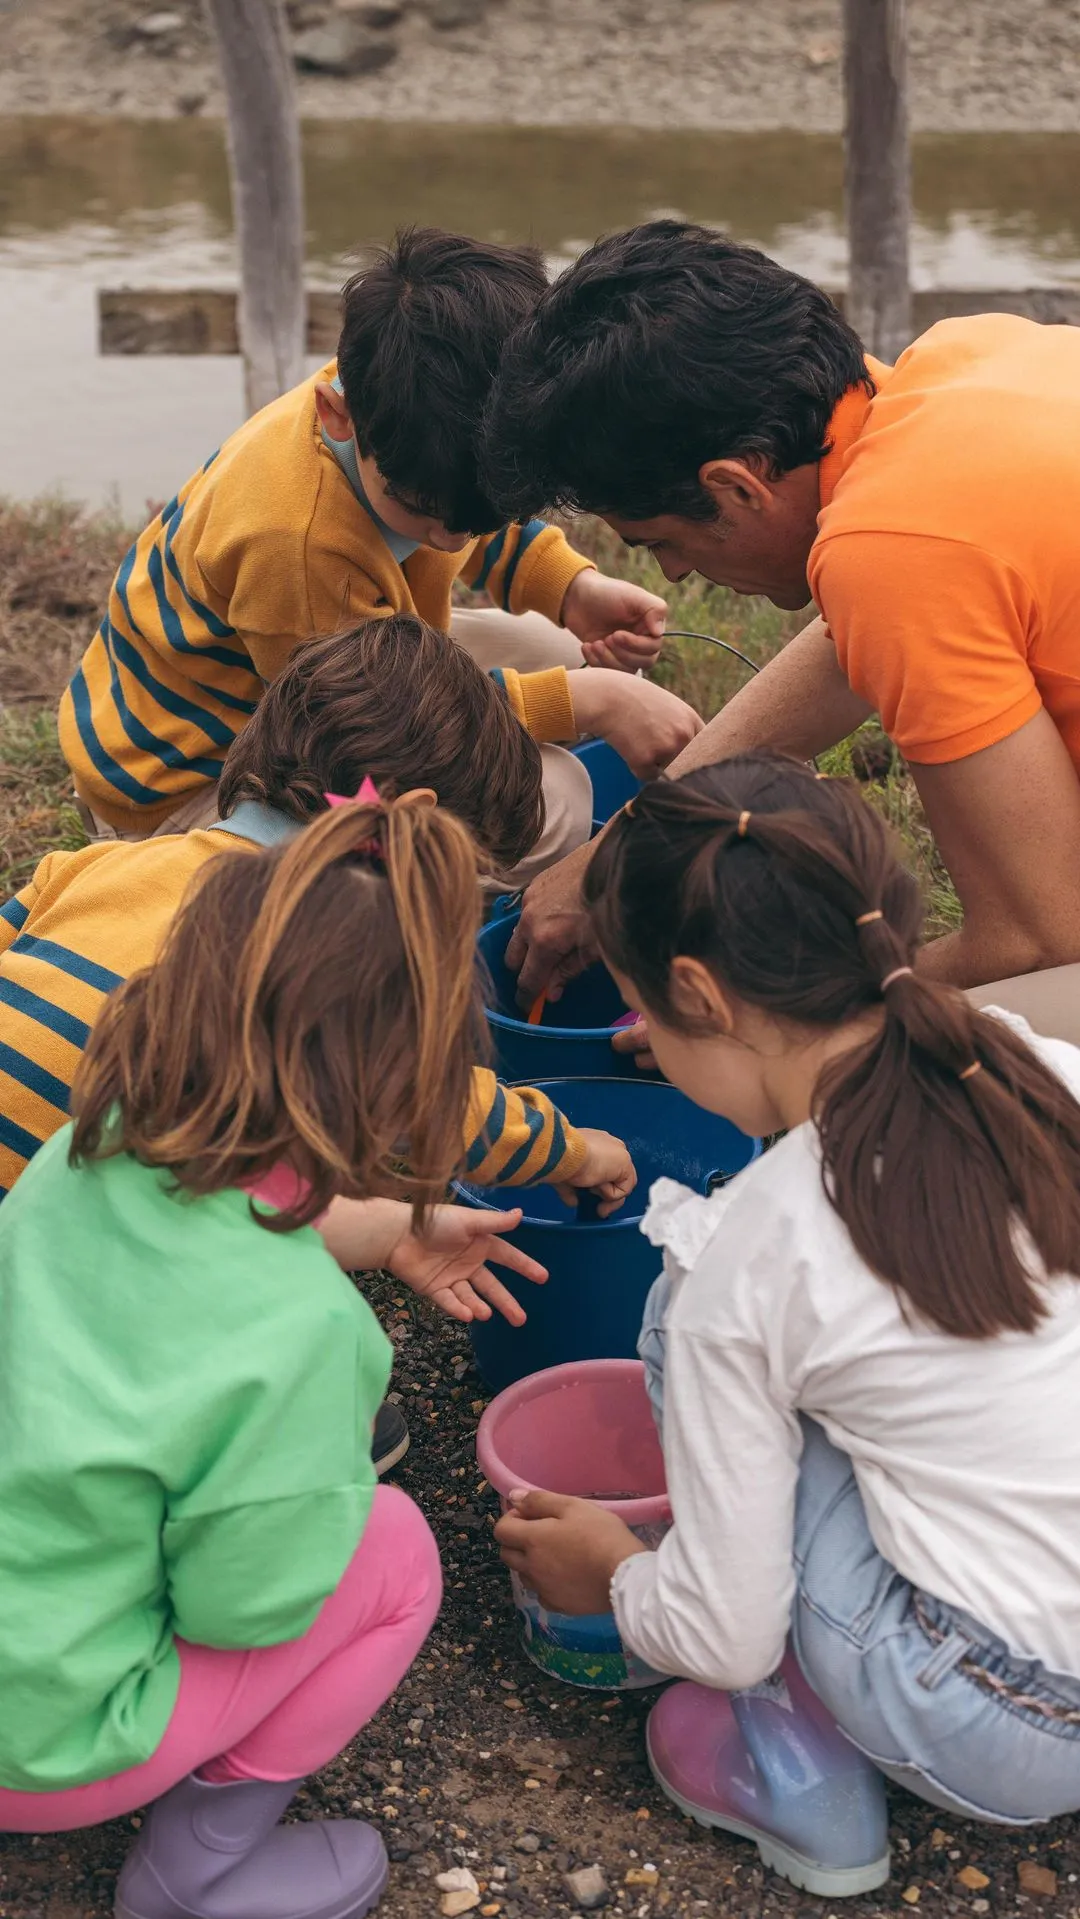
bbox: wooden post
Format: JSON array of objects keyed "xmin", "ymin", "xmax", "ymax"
[
  {"xmin": 843, "ymin": 0, "xmax": 912, "ymax": 360},
  {"xmin": 204, "ymin": 0, "xmax": 305, "ymax": 414}
]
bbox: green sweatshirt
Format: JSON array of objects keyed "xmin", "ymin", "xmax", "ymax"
[{"xmin": 0, "ymin": 1126, "xmax": 392, "ymax": 1792}]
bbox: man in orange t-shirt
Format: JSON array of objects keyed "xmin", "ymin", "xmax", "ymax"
[{"xmin": 483, "ymin": 221, "xmax": 1080, "ymax": 1033}]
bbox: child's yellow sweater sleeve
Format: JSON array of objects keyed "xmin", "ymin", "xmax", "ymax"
[
  {"xmin": 494, "ymin": 666, "xmax": 577, "ymax": 745},
  {"xmin": 463, "ymin": 1067, "xmax": 588, "ymax": 1188},
  {"xmin": 462, "ymin": 520, "xmax": 594, "ymax": 627},
  {"xmin": 0, "ymin": 863, "xmax": 52, "ymax": 956}
]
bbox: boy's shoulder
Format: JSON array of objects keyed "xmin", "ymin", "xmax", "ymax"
[
  {"xmin": 5, "ymin": 831, "xmax": 229, "ymax": 975},
  {"xmin": 185, "ymin": 362, "xmax": 392, "ymax": 575}
]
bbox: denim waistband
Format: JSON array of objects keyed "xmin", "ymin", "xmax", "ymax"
[{"xmin": 916, "ymin": 1592, "xmax": 1080, "ymax": 1719}]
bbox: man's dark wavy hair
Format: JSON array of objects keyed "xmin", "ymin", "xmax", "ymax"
[
  {"xmin": 337, "ymin": 226, "xmax": 548, "ymax": 536},
  {"xmin": 481, "ymin": 220, "xmax": 872, "ymax": 523}
]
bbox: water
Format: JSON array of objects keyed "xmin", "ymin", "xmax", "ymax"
[{"xmin": 2, "ymin": 116, "xmax": 1080, "ymax": 511}]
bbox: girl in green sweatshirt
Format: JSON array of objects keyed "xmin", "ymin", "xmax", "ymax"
[{"xmin": 0, "ymin": 793, "xmax": 541, "ymax": 1919}]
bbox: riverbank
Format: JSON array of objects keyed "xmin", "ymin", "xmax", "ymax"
[{"xmin": 1, "ymin": 0, "xmax": 1078, "ymax": 130}]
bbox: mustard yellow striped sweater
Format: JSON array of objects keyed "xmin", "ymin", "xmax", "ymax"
[
  {"xmin": 60, "ymin": 361, "xmax": 589, "ymax": 833},
  {"xmin": 0, "ymin": 822, "xmax": 587, "ymax": 1201}
]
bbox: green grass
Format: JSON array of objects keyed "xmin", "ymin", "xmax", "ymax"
[{"xmin": 0, "ymin": 496, "xmax": 960, "ymax": 936}]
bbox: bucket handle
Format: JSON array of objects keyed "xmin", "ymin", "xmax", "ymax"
[{"xmin": 706, "ymin": 1167, "xmax": 736, "ymax": 1196}]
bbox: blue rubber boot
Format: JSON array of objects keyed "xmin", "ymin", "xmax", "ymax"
[{"xmin": 646, "ymin": 1653, "xmax": 890, "ymax": 1898}]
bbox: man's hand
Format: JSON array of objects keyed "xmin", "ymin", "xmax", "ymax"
[
  {"xmin": 570, "ymin": 669, "xmax": 703, "ymax": 780},
  {"xmin": 505, "ymin": 838, "xmax": 599, "ymax": 1007},
  {"xmin": 495, "ymin": 1489, "xmax": 649, "ymax": 1614},
  {"xmin": 562, "ymin": 570, "xmax": 667, "ymax": 672},
  {"xmin": 611, "ymin": 1017, "xmax": 658, "ymax": 1073},
  {"xmin": 387, "ymin": 1204, "xmax": 547, "ymax": 1325},
  {"xmin": 552, "ymin": 1126, "xmax": 637, "ymax": 1218}
]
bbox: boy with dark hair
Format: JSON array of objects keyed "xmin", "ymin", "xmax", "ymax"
[
  {"xmin": 483, "ymin": 219, "xmax": 1080, "ymax": 1018},
  {"xmin": 62, "ymin": 228, "xmax": 696, "ymax": 871}
]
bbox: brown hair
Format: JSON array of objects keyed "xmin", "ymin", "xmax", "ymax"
[
  {"xmin": 217, "ymin": 615, "xmax": 544, "ymax": 877},
  {"xmin": 586, "ymin": 755, "xmax": 1080, "ymax": 1340},
  {"xmin": 70, "ymin": 797, "xmax": 487, "ymax": 1232}
]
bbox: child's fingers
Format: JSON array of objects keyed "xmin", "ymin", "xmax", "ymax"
[
  {"xmin": 471, "ymin": 1266, "xmax": 528, "ymax": 1326},
  {"xmin": 484, "ymin": 1236, "xmax": 547, "ymax": 1285},
  {"xmin": 433, "ymin": 1287, "xmax": 475, "ymax": 1323},
  {"xmin": 463, "ymin": 1207, "xmax": 523, "ymax": 1236}
]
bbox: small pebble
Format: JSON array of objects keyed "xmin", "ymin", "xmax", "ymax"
[
  {"xmin": 437, "ymin": 1869, "xmax": 480, "ymax": 1895},
  {"xmin": 901, "ymin": 1888, "xmax": 920, "ymax": 1905},
  {"xmin": 514, "ymin": 1833, "xmax": 541, "ymax": 1854},
  {"xmin": 957, "ymin": 1866, "xmax": 991, "ymax": 1891},
  {"xmin": 564, "ymin": 1863, "xmax": 611, "ymax": 1910},
  {"xmin": 441, "ymin": 1894, "xmax": 480, "ymax": 1919},
  {"xmin": 1018, "ymin": 1861, "xmax": 1058, "ymax": 1898}
]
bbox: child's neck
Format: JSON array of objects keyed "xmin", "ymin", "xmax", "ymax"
[{"xmin": 763, "ymin": 1009, "xmax": 886, "ymax": 1133}]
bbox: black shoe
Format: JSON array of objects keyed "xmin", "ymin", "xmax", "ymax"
[{"xmin": 372, "ymin": 1400, "xmax": 410, "ymax": 1477}]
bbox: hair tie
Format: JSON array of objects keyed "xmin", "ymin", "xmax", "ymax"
[
  {"xmin": 855, "ymin": 909, "xmax": 884, "ymax": 927},
  {"xmin": 324, "ymin": 773, "xmax": 383, "ymax": 810},
  {"xmin": 959, "ymin": 1060, "xmax": 982, "ymax": 1082},
  {"xmin": 737, "ymin": 810, "xmax": 751, "ymax": 838},
  {"xmin": 880, "ymin": 966, "xmax": 914, "ymax": 993}
]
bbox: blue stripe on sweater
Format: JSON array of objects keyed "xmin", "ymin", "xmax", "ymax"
[
  {"xmin": 465, "ymin": 1082, "xmax": 507, "ymax": 1171},
  {"xmin": 68, "ymin": 663, "xmax": 171, "ymax": 808},
  {"xmin": 0, "ymin": 978, "xmax": 92, "ymax": 1050},
  {"xmin": 498, "ymin": 519, "xmax": 547, "ymax": 610},
  {"xmin": 100, "ymin": 622, "xmax": 230, "ymax": 776},
  {"xmin": 0, "ymin": 1040, "xmax": 71, "ymax": 1116},
  {"xmin": 0, "ymin": 898, "xmax": 30, "ymax": 934},
  {"xmin": 10, "ymin": 936, "xmax": 123, "ymax": 997},
  {"xmin": 471, "ymin": 529, "xmax": 507, "ymax": 596},
  {"xmin": 0, "ymin": 1111, "xmax": 44, "ymax": 1168},
  {"xmin": 496, "ymin": 1098, "xmax": 549, "ymax": 1181}
]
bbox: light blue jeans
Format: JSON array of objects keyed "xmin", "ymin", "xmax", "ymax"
[{"xmin": 640, "ymin": 1273, "xmax": 1080, "ymax": 1824}]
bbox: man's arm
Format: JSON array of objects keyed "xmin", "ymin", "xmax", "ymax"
[
  {"xmin": 506, "ymin": 615, "xmax": 867, "ymax": 1002},
  {"xmin": 912, "ymin": 709, "xmax": 1080, "ymax": 986},
  {"xmin": 663, "ymin": 615, "xmax": 872, "ymax": 778}
]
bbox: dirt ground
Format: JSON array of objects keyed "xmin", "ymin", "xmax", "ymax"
[
  {"xmin": 2, "ymin": 1280, "xmax": 1077, "ymax": 1919},
  {"xmin": 1, "ymin": 0, "xmax": 1079, "ymax": 129}
]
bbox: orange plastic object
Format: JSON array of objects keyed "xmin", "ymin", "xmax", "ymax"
[{"xmin": 527, "ymin": 991, "xmax": 546, "ymax": 1026}]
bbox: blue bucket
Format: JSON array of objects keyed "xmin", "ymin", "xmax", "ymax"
[
  {"xmin": 458, "ymin": 1078, "xmax": 760, "ymax": 1392},
  {"xmin": 477, "ymin": 911, "xmax": 638, "ymax": 1082},
  {"xmin": 571, "ymin": 738, "xmax": 641, "ymax": 824}
]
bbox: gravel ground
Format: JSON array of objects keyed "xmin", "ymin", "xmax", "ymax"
[
  {"xmin": 1, "ymin": 0, "xmax": 1079, "ymax": 129},
  {"xmin": 3, "ymin": 1275, "xmax": 1079, "ymax": 1919}
]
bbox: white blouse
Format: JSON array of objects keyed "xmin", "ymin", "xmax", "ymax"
[{"xmin": 611, "ymin": 1012, "xmax": 1080, "ymax": 1687}]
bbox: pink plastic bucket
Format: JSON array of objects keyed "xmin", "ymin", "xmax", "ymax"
[{"xmin": 477, "ymin": 1359, "xmax": 671, "ymax": 1690}]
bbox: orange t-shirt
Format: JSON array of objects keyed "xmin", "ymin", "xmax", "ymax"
[{"xmin": 808, "ymin": 315, "xmax": 1080, "ymax": 769}]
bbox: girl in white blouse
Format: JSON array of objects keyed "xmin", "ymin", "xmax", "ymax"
[{"xmin": 497, "ymin": 755, "xmax": 1080, "ymax": 1897}]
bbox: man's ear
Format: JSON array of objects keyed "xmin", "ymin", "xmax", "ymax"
[
  {"xmin": 698, "ymin": 456, "xmax": 775, "ymax": 516},
  {"xmin": 315, "ymin": 380, "xmax": 353, "ymax": 443}
]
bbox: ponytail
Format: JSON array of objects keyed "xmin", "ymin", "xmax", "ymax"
[
  {"xmin": 586, "ymin": 756, "xmax": 1080, "ymax": 1339},
  {"xmin": 71, "ymin": 795, "xmax": 487, "ymax": 1229}
]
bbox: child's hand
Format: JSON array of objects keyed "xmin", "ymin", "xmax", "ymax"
[
  {"xmin": 611, "ymin": 1017, "xmax": 659, "ymax": 1074},
  {"xmin": 495, "ymin": 1489, "xmax": 649, "ymax": 1614},
  {"xmin": 553, "ymin": 1127, "xmax": 637, "ymax": 1218},
  {"xmin": 561, "ymin": 570, "xmax": 667, "ymax": 672},
  {"xmin": 387, "ymin": 1204, "xmax": 547, "ymax": 1326},
  {"xmin": 569, "ymin": 669, "xmax": 703, "ymax": 780}
]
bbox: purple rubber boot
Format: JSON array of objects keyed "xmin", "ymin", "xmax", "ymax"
[
  {"xmin": 114, "ymin": 1773, "xmax": 389, "ymax": 1919},
  {"xmin": 646, "ymin": 1653, "xmax": 890, "ymax": 1898}
]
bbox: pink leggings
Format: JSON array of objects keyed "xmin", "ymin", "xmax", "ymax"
[{"xmin": 0, "ymin": 1486, "xmax": 441, "ymax": 1834}]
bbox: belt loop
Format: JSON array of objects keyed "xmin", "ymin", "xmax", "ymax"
[{"xmin": 916, "ymin": 1627, "xmax": 973, "ymax": 1692}]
